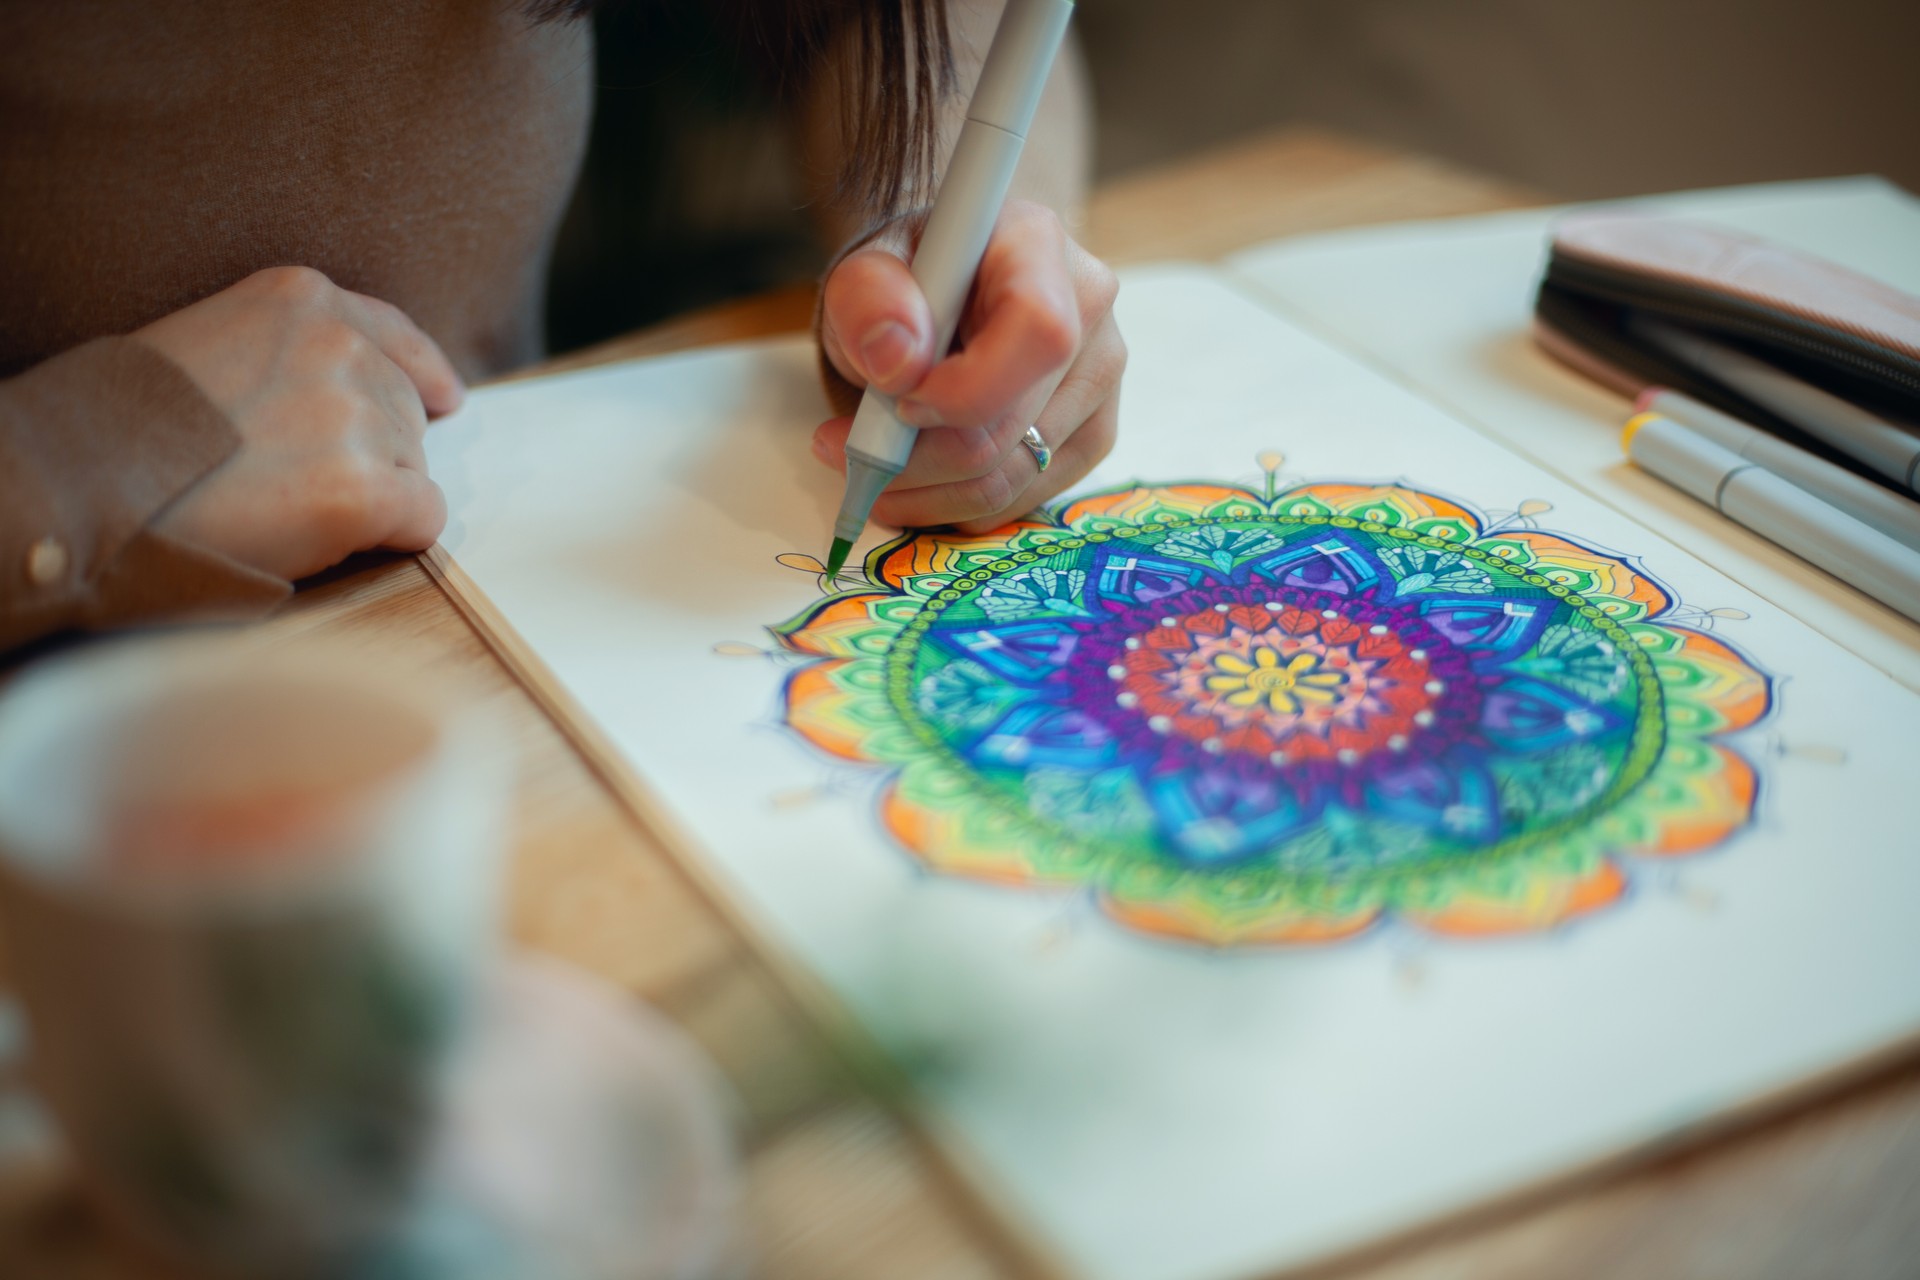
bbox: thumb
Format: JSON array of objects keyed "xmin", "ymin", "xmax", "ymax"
[{"xmin": 820, "ymin": 245, "xmax": 937, "ymax": 397}]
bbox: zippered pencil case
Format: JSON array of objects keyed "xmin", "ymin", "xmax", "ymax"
[{"xmin": 1532, "ymin": 212, "xmax": 1920, "ymax": 433}]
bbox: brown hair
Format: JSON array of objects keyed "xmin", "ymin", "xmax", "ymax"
[{"xmin": 531, "ymin": 0, "xmax": 954, "ymax": 218}]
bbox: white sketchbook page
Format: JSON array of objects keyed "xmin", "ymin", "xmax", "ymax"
[
  {"xmin": 427, "ymin": 269, "xmax": 1920, "ymax": 1280},
  {"xmin": 1226, "ymin": 177, "xmax": 1920, "ymax": 692}
]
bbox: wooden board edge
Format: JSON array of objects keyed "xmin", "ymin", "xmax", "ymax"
[{"xmin": 417, "ymin": 543, "xmax": 1076, "ymax": 1280}]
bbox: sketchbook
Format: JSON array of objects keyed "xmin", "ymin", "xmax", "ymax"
[{"xmin": 422, "ymin": 178, "xmax": 1920, "ymax": 1280}]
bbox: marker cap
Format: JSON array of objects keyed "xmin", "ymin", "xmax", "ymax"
[{"xmin": 1624, "ymin": 412, "xmax": 1750, "ymax": 507}]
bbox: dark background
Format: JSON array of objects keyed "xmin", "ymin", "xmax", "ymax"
[
  {"xmin": 544, "ymin": 1, "xmax": 820, "ymax": 353},
  {"xmin": 547, "ymin": 0, "xmax": 1920, "ymax": 355}
]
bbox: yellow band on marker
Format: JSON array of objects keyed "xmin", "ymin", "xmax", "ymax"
[{"xmin": 1621, "ymin": 411, "xmax": 1663, "ymax": 454}]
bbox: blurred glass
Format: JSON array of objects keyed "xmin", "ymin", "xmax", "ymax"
[{"xmin": 0, "ymin": 634, "xmax": 509, "ymax": 1276}]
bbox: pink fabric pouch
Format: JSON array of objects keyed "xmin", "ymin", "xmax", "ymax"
[{"xmin": 1532, "ymin": 212, "xmax": 1920, "ymax": 430}]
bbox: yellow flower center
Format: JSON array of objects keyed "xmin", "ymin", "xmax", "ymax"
[
  {"xmin": 1244, "ymin": 665, "xmax": 1297, "ymax": 694},
  {"xmin": 1204, "ymin": 643, "xmax": 1348, "ymax": 717}
]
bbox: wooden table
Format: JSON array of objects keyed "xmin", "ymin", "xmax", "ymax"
[{"xmin": 8, "ymin": 127, "xmax": 1920, "ymax": 1279}]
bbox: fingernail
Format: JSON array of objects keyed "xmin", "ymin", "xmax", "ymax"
[
  {"xmin": 810, "ymin": 433, "xmax": 830, "ymax": 463},
  {"xmin": 859, "ymin": 321, "xmax": 916, "ymax": 387},
  {"xmin": 898, "ymin": 398, "xmax": 945, "ymax": 428}
]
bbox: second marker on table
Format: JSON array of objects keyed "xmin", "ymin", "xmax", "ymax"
[
  {"xmin": 1622, "ymin": 410, "xmax": 1920, "ymax": 623},
  {"xmin": 1637, "ymin": 386, "xmax": 1920, "ymax": 553}
]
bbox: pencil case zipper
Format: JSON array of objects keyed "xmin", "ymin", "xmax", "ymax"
[
  {"xmin": 1533, "ymin": 284, "xmax": 1814, "ymax": 454},
  {"xmin": 1541, "ymin": 256, "xmax": 1920, "ymax": 402}
]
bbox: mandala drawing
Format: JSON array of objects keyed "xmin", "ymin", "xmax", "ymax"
[{"xmin": 771, "ymin": 474, "xmax": 1772, "ymax": 947}]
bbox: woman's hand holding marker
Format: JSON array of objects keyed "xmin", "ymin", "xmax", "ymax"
[{"xmin": 812, "ymin": 198, "xmax": 1124, "ymax": 534}]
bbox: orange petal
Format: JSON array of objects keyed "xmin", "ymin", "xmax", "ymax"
[
  {"xmin": 1218, "ymin": 724, "xmax": 1278, "ymax": 757},
  {"xmin": 1186, "ymin": 610, "xmax": 1228, "ymax": 637},
  {"xmin": 1101, "ymin": 894, "xmax": 1380, "ymax": 947},
  {"xmin": 1659, "ymin": 628, "xmax": 1772, "ymax": 733},
  {"xmin": 1140, "ymin": 691, "xmax": 1185, "ymax": 717},
  {"xmin": 773, "ymin": 592, "xmax": 897, "ymax": 658},
  {"xmin": 1503, "ymin": 530, "xmax": 1671, "ymax": 619},
  {"xmin": 879, "ymin": 778, "xmax": 1059, "ymax": 884},
  {"xmin": 1406, "ymin": 860, "xmax": 1627, "ymax": 937},
  {"xmin": 1125, "ymin": 649, "xmax": 1174, "ymax": 676},
  {"xmin": 1357, "ymin": 630, "xmax": 1404, "ymax": 659},
  {"xmin": 1147, "ymin": 625, "xmax": 1194, "ymax": 651},
  {"xmin": 1277, "ymin": 606, "xmax": 1320, "ymax": 635},
  {"xmin": 783, "ymin": 662, "xmax": 873, "ymax": 762},
  {"xmin": 1278, "ymin": 483, "xmax": 1478, "ymax": 528},
  {"xmin": 1320, "ymin": 617, "xmax": 1363, "ymax": 645},
  {"xmin": 871, "ymin": 524, "xmax": 1046, "ymax": 587},
  {"xmin": 1285, "ymin": 734, "xmax": 1333, "ymax": 762},
  {"xmin": 1626, "ymin": 743, "xmax": 1759, "ymax": 857},
  {"xmin": 1058, "ymin": 484, "xmax": 1263, "ymax": 529},
  {"xmin": 1172, "ymin": 713, "xmax": 1215, "ymax": 740}
]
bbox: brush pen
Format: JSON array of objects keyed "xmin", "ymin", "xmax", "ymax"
[
  {"xmin": 1630, "ymin": 316, "xmax": 1920, "ymax": 496},
  {"xmin": 824, "ymin": 0, "xmax": 1076, "ymax": 581},
  {"xmin": 1637, "ymin": 387, "xmax": 1920, "ymax": 553},
  {"xmin": 1623, "ymin": 411, "xmax": 1920, "ymax": 623}
]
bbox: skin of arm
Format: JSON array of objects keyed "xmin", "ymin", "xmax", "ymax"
[{"xmin": 798, "ymin": 1, "xmax": 1124, "ymax": 534}]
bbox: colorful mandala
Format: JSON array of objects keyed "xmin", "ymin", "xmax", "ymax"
[{"xmin": 772, "ymin": 479, "xmax": 1772, "ymax": 946}]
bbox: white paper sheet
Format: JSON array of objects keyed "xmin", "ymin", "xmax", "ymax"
[
  {"xmin": 428, "ymin": 268, "xmax": 1920, "ymax": 1280},
  {"xmin": 1228, "ymin": 176, "xmax": 1920, "ymax": 692}
]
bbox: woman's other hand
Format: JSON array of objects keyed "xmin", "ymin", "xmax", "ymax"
[
  {"xmin": 134, "ymin": 266, "xmax": 462, "ymax": 581},
  {"xmin": 813, "ymin": 199, "xmax": 1123, "ymax": 533}
]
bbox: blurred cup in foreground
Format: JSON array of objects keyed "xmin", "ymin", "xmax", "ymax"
[{"xmin": 0, "ymin": 632, "xmax": 509, "ymax": 1276}]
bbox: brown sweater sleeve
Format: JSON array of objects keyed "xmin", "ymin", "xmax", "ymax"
[{"xmin": 0, "ymin": 337, "xmax": 290, "ymax": 653}]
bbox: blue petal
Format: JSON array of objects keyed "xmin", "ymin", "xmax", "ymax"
[
  {"xmin": 932, "ymin": 621, "xmax": 1081, "ymax": 683},
  {"xmin": 1417, "ymin": 597, "xmax": 1554, "ymax": 663},
  {"xmin": 972, "ymin": 704, "xmax": 1118, "ymax": 771},
  {"xmin": 1363, "ymin": 750, "xmax": 1502, "ymax": 844},
  {"xmin": 1478, "ymin": 676, "xmax": 1629, "ymax": 755},
  {"xmin": 1089, "ymin": 548, "xmax": 1211, "ymax": 606},
  {"xmin": 1143, "ymin": 767, "xmax": 1323, "ymax": 866},
  {"xmin": 1242, "ymin": 530, "xmax": 1381, "ymax": 596}
]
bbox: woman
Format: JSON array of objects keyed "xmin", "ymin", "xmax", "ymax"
[{"xmin": 0, "ymin": 0, "xmax": 1121, "ymax": 651}]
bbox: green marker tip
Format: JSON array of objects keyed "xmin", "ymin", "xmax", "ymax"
[{"xmin": 823, "ymin": 537, "xmax": 854, "ymax": 583}]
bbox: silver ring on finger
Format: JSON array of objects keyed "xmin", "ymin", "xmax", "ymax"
[{"xmin": 1019, "ymin": 424, "xmax": 1052, "ymax": 474}]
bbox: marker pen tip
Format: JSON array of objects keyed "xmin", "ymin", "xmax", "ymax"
[{"xmin": 824, "ymin": 537, "xmax": 854, "ymax": 583}]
